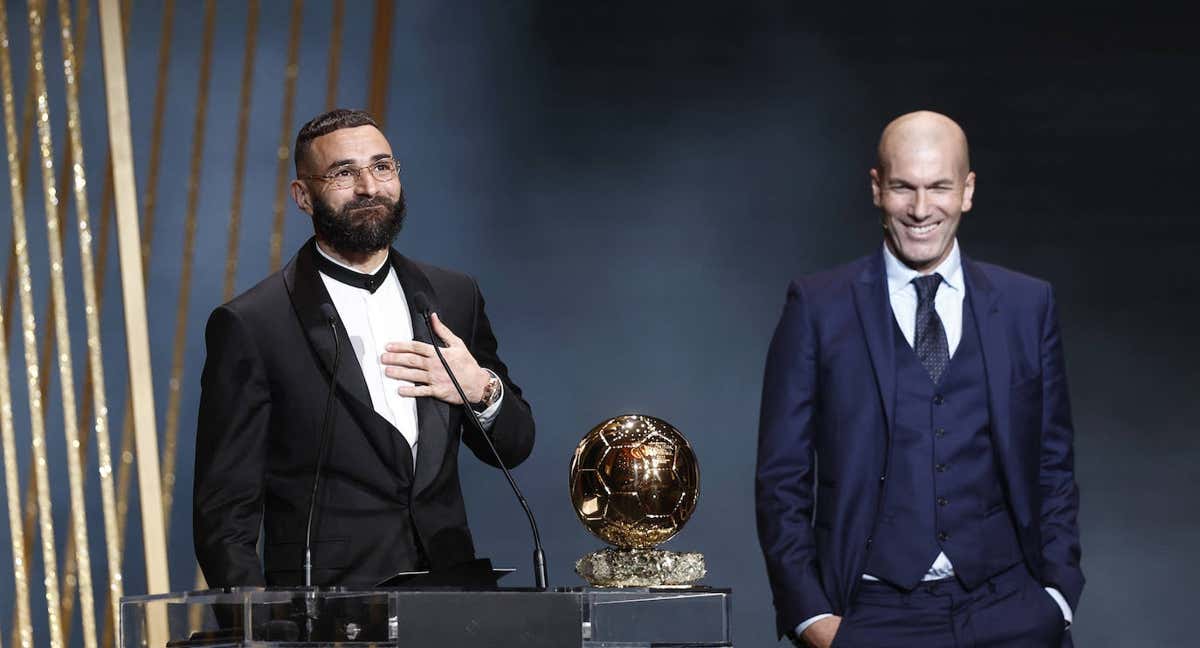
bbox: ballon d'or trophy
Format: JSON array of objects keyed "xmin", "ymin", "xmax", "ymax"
[{"xmin": 569, "ymin": 414, "xmax": 705, "ymax": 587}]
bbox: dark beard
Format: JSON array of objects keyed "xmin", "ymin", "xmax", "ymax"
[{"xmin": 310, "ymin": 189, "xmax": 406, "ymax": 256}]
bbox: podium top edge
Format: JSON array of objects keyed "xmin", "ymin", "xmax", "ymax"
[{"xmin": 121, "ymin": 585, "xmax": 733, "ymax": 603}]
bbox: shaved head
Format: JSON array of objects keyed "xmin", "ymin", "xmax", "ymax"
[{"xmin": 877, "ymin": 110, "xmax": 970, "ymax": 177}]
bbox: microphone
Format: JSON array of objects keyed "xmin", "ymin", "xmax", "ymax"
[
  {"xmin": 303, "ymin": 304, "xmax": 340, "ymax": 633},
  {"xmin": 410, "ymin": 292, "xmax": 548, "ymax": 591}
]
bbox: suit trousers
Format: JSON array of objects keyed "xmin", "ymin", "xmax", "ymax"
[{"xmin": 829, "ymin": 563, "xmax": 1071, "ymax": 648}]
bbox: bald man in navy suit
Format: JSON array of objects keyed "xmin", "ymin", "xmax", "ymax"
[{"xmin": 756, "ymin": 111, "xmax": 1082, "ymax": 647}]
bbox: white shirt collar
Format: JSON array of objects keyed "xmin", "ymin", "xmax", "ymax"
[
  {"xmin": 314, "ymin": 241, "xmax": 390, "ymax": 277},
  {"xmin": 883, "ymin": 239, "xmax": 964, "ymax": 296}
]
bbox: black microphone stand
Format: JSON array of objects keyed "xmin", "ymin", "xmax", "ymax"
[
  {"xmin": 303, "ymin": 305, "xmax": 341, "ymax": 638},
  {"xmin": 414, "ymin": 297, "xmax": 548, "ymax": 591}
]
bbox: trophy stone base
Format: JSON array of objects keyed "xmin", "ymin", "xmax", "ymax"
[{"xmin": 575, "ymin": 547, "xmax": 706, "ymax": 587}]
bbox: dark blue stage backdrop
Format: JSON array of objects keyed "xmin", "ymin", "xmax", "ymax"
[{"xmin": 0, "ymin": 2, "xmax": 1195, "ymax": 646}]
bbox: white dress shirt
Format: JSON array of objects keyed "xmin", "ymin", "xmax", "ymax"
[
  {"xmin": 795, "ymin": 241, "xmax": 1070, "ymax": 638},
  {"xmin": 315, "ymin": 244, "xmax": 502, "ymax": 468}
]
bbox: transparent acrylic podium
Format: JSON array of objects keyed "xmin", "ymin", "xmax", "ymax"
[{"xmin": 121, "ymin": 586, "xmax": 732, "ymax": 647}]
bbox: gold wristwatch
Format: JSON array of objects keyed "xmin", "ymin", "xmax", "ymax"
[{"xmin": 471, "ymin": 370, "xmax": 502, "ymax": 412}]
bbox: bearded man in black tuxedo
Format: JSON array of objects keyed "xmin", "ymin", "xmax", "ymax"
[{"xmin": 193, "ymin": 108, "xmax": 535, "ymax": 588}]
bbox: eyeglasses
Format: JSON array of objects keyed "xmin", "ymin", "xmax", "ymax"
[{"xmin": 302, "ymin": 157, "xmax": 400, "ymax": 191}]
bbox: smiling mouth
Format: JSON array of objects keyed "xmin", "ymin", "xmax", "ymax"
[{"xmin": 906, "ymin": 221, "xmax": 941, "ymax": 236}]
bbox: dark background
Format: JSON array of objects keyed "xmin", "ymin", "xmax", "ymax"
[{"xmin": 0, "ymin": 2, "xmax": 1196, "ymax": 646}]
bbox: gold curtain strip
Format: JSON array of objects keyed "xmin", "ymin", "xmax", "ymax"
[
  {"xmin": 64, "ymin": 152, "xmax": 122, "ymax": 648},
  {"xmin": 101, "ymin": 2, "xmax": 160, "ymax": 644},
  {"xmin": 161, "ymin": 0, "xmax": 216, "ymax": 531},
  {"xmin": 15, "ymin": 3, "xmax": 101, "ymax": 641},
  {"xmin": 8, "ymin": 0, "xmax": 131, "ymax": 637},
  {"xmin": 0, "ymin": 4, "xmax": 35, "ymax": 646},
  {"xmin": 27, "ymin": 14, "xmax": 84, "ymax": 648},
  {"xmin": 1, "ymin": 1, "xmax": 63, "ymax": 645},
  {"xmin": 56, "ymin": 0, "xmax": 123, "ymax": 641},
  {"xmin": 38, "ymin": 159, "xmax": 69, "ymax": 641},
  {"xmin": 48, "ymin": 1, "xmax": 99, "ymax": 642},
  {"xmin": 140, "ymin": 0, "xmax": 173, "ymax": 267},
  {"xmin": 2, "ymin": 50, "xmax": 46, "ymax": 340},
  {"xmin": 0, "ymin": 304, "xmax": 31, "ymax": 648},
  {"xmin": 223, "ymin": 0, "xmax": 259, "ymax": 301},
  {"xmin": 98, "ymin": 2, "xmax": 170, "ymax": 632},
  {"xmin": 100, "ymin": 418, "xmax": 134, "ymax": 648},
  {"xmin": 9, "ymin": 0, "xmax": 114, "ymax": 633},
  {"xmin": 27, "ymin": 0, "xmax": 99, "ymax": 646},
  {"xmin": 367, "ymin": 0, "xmax": 396, "ymax": 128},
  {"xmin": 7, "ymin": 6, "xmax": 126, "ymax": 632},
  {"xmin": 324, "ymin": 0, "xmax": 344, "ymax": 110},
  {"xmin": 269, "ymin": 0, "xmax": 303, "ymax": 271},
  {"xmin": 47, "ymin": 137, "xmax": 78, "ymax": 648},
  {"xmin": 5, "ymin": 3, "xmax": 89, "ymax": 635}
]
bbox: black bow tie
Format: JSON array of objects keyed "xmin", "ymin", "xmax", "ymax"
[{"xmin": 314, "ymin": 250, "xmax": 392, "ymax": 294}]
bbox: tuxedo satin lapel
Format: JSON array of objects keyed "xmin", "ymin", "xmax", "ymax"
[
  {"xmin": 852, "ymin": 252, "xmax": 896, "ymax": 438},
  {"xmin": 284, "ymin": 239, "xmax": 400, "ymax": 469},
  {"xmin": 964, "ymin": 259, "xmax": 1029, "ymax": 525},
  {"xmin": 391, "ymin": 252, "xmax": 452, "ymax": 496}
]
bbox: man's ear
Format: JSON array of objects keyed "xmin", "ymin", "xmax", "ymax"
[
  {"xmin": 870, "ymin": 168, "xmax": 883, "ymax": 208},
  {"xmin": 961, "ymin": 170, "xmax": 976, "ymax": 213},
  {"xmin": 290, "ymin": 179, "xmax": 313, "ymax": 215}
]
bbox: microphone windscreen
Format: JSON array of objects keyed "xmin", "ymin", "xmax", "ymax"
[
  {"xmin": 411, "ymin": 291, "xmax": 433, "ymax": 315},
  {"xmin": 319, "ymin": 303, "xmax": 338, "ymax": 324}
]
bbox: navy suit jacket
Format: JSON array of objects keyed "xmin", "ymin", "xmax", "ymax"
[{"xmin": 756, "ymin": 250, "xmax": 1083, "ymax": 637}]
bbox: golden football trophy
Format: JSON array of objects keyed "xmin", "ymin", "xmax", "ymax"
[{"xmin": 569, "ymin": 414, "xmax": 705, "ymax": 587}]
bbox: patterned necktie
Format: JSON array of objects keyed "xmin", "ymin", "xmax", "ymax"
[{"xmin": 913, "ymin": 273, "xmax": 950, "ymax": 383}]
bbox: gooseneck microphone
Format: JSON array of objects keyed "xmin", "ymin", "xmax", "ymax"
[
  {"xmin": 411, "ymin": 292, "xmax": 549, "ymax": 591},
  {"xmin": 304, "ymin": 304, "xmax": 342, "ymax": 589}
]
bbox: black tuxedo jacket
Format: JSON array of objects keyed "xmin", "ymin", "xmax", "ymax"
[{"xmin": 193, "ymin": 238, "xmax": 535, "ymax": 587}]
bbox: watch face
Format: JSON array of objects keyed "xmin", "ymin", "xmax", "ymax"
[{"xmin": 471, "ymin": 372, "xmax": 500, "ymax": 411}]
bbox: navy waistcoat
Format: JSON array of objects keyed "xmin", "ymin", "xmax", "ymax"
[{"xmin": 863, "ymin": 296, "xmax": 1023, "ymax": 590}]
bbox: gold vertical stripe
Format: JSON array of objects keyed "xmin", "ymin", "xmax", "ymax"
[
  {"xmin": 55, "ymin": 0, "xmax": 123, "ymax": 641},
  {"xmin": 97, "ymin": 4, "xmax": 139, "ymax": 642},
  {"xmin": 2, "ymin": 22, "xmax": 72, "ymax": 645},
  {"xmin": 29, "ymin": 25, "xmax": 75, "ymax": 648},
  {"xmin": 6, "ymin": 0, "xmax": 94, "ymax": 642},
  {"xmin": 5, "ymin": 1, "xmax": 133, "ymax": 642},
  {"xmin": 367, "ymin": 0, "xmax": 396, "ymax": 128},
  {"xmin": 49, "ymin": 1, "xmax": 96, "ymax": 642},
  {"xmin": 324, "ymin": 0, "xmax": 344, "ymax": 110},
  {"xmin": 100, "ymin": 418, "xmax": 134, "ymax": 648},
  {"xmin": 162, "ymin": 0, "xmax": 216, "ymax": 530},
  {"xmin": 2, "ymin": 56, "xmax": 43, "ymax": 342},
  {"xmin": 105, "ymin": 0, "xmax": 157, "ymax": 565},
  {"xmin": 223, "ymin": 0, "xmax": 259, "ymax": 301},
  {"xmin": 269, "ymin": 0, "xmax": 303, "ymax": 271},
  {"xmin": 46, "ymin": 149, "xmax": 75, "ymax": 648},
  {"xmin": 27, "ymin": 0, "xmax": 98, "ymax": 645},
  {"xmin": 0, "ymin": 303, "xmax": 31, "ymax": 644},
  {"xmin": 0, "ymin": 4, "xmax": 35, "ymax": 646},
  {"xmin": 3, "ymin": 0, "xmax": 63, "ymax": 645},
  {"xmin": 98, "ymin": 5, "xmax": 171, "ymax": 641},
  {"xmin": 140, "ymin": 0, "xmax": 173, "ymax": 268}
]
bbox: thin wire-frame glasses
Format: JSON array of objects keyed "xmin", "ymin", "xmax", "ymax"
[{"xmin": 303, "ymin": 157, "xmax": 400, "ymax": 191}]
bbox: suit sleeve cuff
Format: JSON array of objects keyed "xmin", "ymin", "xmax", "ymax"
[
  {"xmin": 474, "ymin": 369, "xmax": 504, "ymax": 429},
  {"xmin": 1044, "ymin": 587, "xmax": 1072, "ymax": 628},
  {"xmin": 795, "ymin": 613, "xmax": 833, "ymax": 638}
]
